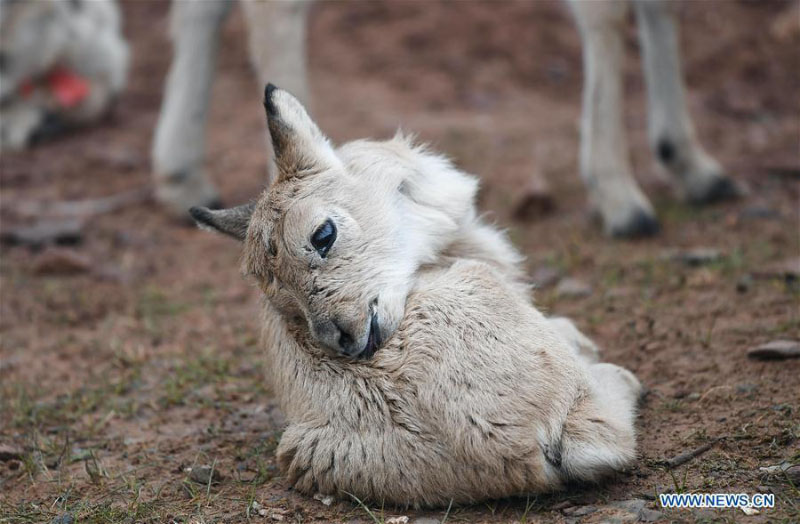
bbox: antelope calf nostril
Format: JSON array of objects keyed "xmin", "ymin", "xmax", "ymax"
[{"xmin": 335, "ymin": 322, "xmax": 354, "ymax": 350}]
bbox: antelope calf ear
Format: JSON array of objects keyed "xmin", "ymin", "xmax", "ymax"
[
  {"xmin": 263, "ymin": 83, "xmax": 341, "ymax": 178},
  {"xmin": 189, "ymin": 202, "xmax": 255, "ymax": 241}
]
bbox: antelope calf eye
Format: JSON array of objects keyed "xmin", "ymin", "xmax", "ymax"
[{"xmin": 311, "ymin": 218, "xmax": 337, "ymax": 257}]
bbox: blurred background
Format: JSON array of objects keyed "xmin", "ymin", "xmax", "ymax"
[{"xmin": 1, "ymin": 1, "xmax": 798, "ymax": 522}]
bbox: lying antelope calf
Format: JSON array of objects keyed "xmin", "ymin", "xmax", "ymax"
[{"xmin": 192, "ymin": 85, "xmax": 641, "ymax": 507}]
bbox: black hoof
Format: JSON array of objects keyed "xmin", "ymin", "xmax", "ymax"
[
  {"xmin": 29, "ymin": 112, "xmax": 67, "ymax": 145},
  {"xmin": 690, "ymin": 176, "xmax": 741, "ymax": 205},
  {"xmin": 610, "ymin": 209, "xmax": 661, "ymax": 238}
]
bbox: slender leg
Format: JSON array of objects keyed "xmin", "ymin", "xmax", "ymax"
[
  {"xmin": 241, "ymin": 0, "xmax": 312, "ymax": 185},
  {"xmin": 635, "ymin": 0, "xmax": 738, "ymax": 203},
  {"xmin": 151, "ymin": 0, "xmax": 232, "ymax": 217},
  {"xmin": 569, "ymin": 0, "xmax": 659, "ymax": 237}
]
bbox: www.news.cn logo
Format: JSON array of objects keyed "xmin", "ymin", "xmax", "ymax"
[{"xmin": 659, "ymin": 493, "xmax": 775, "ymax": 509}]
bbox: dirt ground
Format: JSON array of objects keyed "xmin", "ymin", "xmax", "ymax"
[{"xmin": 1, "ymin": 1, "xmax": 799, "ymax": 522}]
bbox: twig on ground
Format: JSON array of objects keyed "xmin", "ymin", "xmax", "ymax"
[{"xmin": 661, "ymin": 438, "xmax": 723, "ymax": 469}]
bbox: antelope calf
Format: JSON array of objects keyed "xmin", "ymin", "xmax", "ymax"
[{"xmin": 191, "ymin": 85, "xmax": 641, "ymax": 507}]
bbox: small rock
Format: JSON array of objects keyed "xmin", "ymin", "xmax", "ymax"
[
  {"xmin": 760, "ymin": 462, "xmax": 800, "ymax": 483},
  {"xmin": 187, "ymin": 464, "xmax": 223, "ymax": 485},
  {"xmin": 610, "ymin": 499, "xmax": 646, "ymax": 518},
  {"xmin": 32, "ymin": 248, "xmax": 92, "ymax": 276},
  {"xmin": 692, "ymin": 509, "xmax": 718, "ymax": 521},
  {"xmin": 786, "ymin": 465, "xmax": 800, "ymax": 483},
  {"xmin": 686, "ymin": 268, "xmax": 717, "ymax": 288},
  {"xmin": 0, "ymin": 443, "xmax": 24, "ymax": 461},
  {"xmin": 386, "ymin": 517, "xmax": 409, "ymax": 524},
  {"xmin": 50, "ymin": 514, "xmax": 74, "ymax": 524},
  {"xmin": 736, "ymin": 274, "xmax": 753, "ymax": 293},
  {"xmin": 313, "ymin": 493, "xmax": 334, "ymax": 506},
  {"xmin": 512, "ymin": 176, "xmax": 555, "ymax": 221},
  {"xmin": 639, "ymin": 508, "xmax": 664, "ymax": 522},
  {"xmin": 532, "ymin": 265, "xmax": 561, "ymax": 288},
  {"xmin": 738, "ymin": 206, "xmax": 781, "ymax": 221},
  {"xmin": 771, "ymin": 1, "xmax": 800, "ymax": 41},
  {"xmin": 754, "ymin": 257, "xmax": 800, "ymax": 282},
  {"xmin": 555, "ymin": 277, "xmax": 592, "ymax": 299},
  {"xmin": 736, "ymin": 383, "xmax": 758, "ymax": 395},
  {"xmin": 741, "ymin": 506, "xmax": 760, "ymax": 516},
  {"xmin": 258, "ymin": 508, "xmax": 269, "ymax": 517},
  {"xmin": 674, "ymin": 248, "xmax": 722, "ymax": 267},
  {"xmin": 412, "ymin": 519, "xmax": 440, "ymax": 524},
  {"xmin": 747, "ymin": 340, "xmax": 800, "ymax": 360},
  {"xmin": 563, "ymin": 505, "xmax": 598, "ymax": 517},
  {"xmin": 0, "ymin": 218, "xmax": 84, "ymax": 247},
  {"xmin": 686, "ymin": 392, "xmax": 701, "ymax": 401},
  {"xmin": 269, "ymin": 510, "xmax": 286, "ymax": 521}
]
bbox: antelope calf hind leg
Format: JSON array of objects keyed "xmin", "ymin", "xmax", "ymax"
[{"xmin": 559, "ymin": 362, "xmax": 641, "ymax": 482}]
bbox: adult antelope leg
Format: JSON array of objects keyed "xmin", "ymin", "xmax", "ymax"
[
  {"xmin": 569, "ymin": 0, "xmax": 659, "ymax": 237},
  {"xmin": 242, "ymin": 0, "xmax": 312, "ymax": 185},
  {"xmin": 635, "ymin": 0, "xmax": 738, "ymax": 203},
  {"xmin": 152, "ymin": 0, "xmax": 232, "ymax": 217}
]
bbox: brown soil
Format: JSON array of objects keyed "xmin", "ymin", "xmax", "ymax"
[{"xmin": 1, "ymin": 1, "xmax": 798, "ymax": 522}]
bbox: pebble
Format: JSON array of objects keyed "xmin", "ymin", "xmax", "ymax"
[
  {"xmin": 313, "ymin": 493, "xmax": 334, "ymax": 506},
  {"xmin": 736, "ymin": 383, "xmax": 758, "ymax": 395},
  {"xmin": 532, "ymin": 265, "xmax": 561, "ymax": 288},
  {"xmin": 610, "ymin": 499, "xmax": 646, "ymax": 517},
  {"xmin": 512, "ymin": 177, "xmax": 555, "ymax": 221},
  {"xmin": 0, "ymin": 443, "xmax": 24, "ymax": 461},
  {"xmin": 50, "ymin": 515, "xmax": 74, "ymax": 524},
  {"xmin": 666, "ymin": 248, "xmax": 722, "ymax": 266},
  {"xmin": 187, "ymin": 464, "xmax": 223, "ymax": 485},
  {"xmin": 736, "ymin": 274, "xmax": 753, "ymax": 293},
  {"xmin": 760, "ymin": 462, "xmax": 800, "ymax": 483},
  {"xmin": 0, "ymin": 218, "xmax": 84, "ymax": 247},
  {"xmin": 754, "ymin": 257, "xmax": 799, "ymax": 282},
  {"xmin": 747, "ymin": 340, "xmax": 800, "ymax": 360},
  {"xmin": 738, "ymin": 206, "xmax": 781, "ymax": 221},
  {"xmin": 32, "ymin": 248, "xmax": 92, "ymax": 276},
  {"xmin": 555, "ymin": 277, "xmax": 592, "ymax": 299},
  {"xmin": 562, "ymin": 505, "xmax": 597, "ymax": 516},
  {"xmin": 562, "ymin": 499, "xmax": 662, "ymax": 522}
]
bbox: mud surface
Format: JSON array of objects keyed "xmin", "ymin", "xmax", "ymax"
[{"xmin": 1, "ymin": 1, "xmax": 798, "ymax": 522}]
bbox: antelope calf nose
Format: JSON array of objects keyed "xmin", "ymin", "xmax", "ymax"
[{"xmin": 335, "ymin": 321, "xmax": 356, "ymax": 352}]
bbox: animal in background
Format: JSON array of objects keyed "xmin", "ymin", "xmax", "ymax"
[
  {"xmin": 155, "ymin": 0, "xmax": 739, "ymax": 237},
  {"xmin": 190, "ymin": 84, "xmax": 642, "ymax": 506},
  {"xmin": 0, "ymin": 0, "xmax": 128, "ymax": 151}
]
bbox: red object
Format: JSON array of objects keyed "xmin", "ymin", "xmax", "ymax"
[
  {"xmin": 47, "ymin": 67, "xmax": 91, "ymax": 108},
  {"xmin": 19, "ymin": 79, "xmax": 35, "ymax": 98}
]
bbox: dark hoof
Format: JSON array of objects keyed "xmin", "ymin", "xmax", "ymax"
[
  {"xmin": 29, "ymin": 112, "xmax": 68, "ymax": 145},
  {"xmin": 690, "ymin": 176, "xmax": 741, "ymax": 205},
  {"xmin": 610, "ymin": 209, "xmax": 660, "ymax": 238}
]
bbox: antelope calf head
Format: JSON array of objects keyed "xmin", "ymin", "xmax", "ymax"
[{"xmin": 192, "ymin": 85, "xmax": 478, "ymax": 359}]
